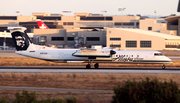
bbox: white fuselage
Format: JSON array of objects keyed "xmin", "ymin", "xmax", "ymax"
[{"xmin": 15, "ymin": 48, "xmax": 172, "ymax": 64}]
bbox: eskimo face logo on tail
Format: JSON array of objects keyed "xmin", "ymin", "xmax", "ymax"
[
  {"xmin": 15, "ymin": 36, "xmax": 25, "ymax": 47},
  {"xmin": 11, "ymin": 31, "xmax": 29, "ymax": 51}
]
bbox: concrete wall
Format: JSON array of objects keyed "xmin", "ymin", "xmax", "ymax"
[
  {"xmin": 17, "ymin": 16, "xmax": 37, "ymax": 22},
  {"xmin": 33, "ymin": 29, "xmax": 106, "ymax": 47},
  {"xmin": 33, "ymin": 29, "xmax": 66, "ymax": 45},
  {"xmin": 0, "ymin": 16, "xmax": 37, "ymax": 27},
  {"xmin": 78, "ymin": 31, "xmax": 106, "ymax": 46},
  {"xmin": 107, "ymin": 28, "xmax": 165, "ymax": 50},
  {"xmin": 160, "ymin": 30, "xmax": 177, "ymax": 36},
  {"xmin": 140, "ymin": 19, "xmax": 167, "ymax": 31}
]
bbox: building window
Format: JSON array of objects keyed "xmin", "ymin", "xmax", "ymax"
[
  {"xmin": 63, "ymin": 22, "xmax": 74, "ymax": 25},
  {"xmin": 87, "ymin": 37, "xmax": 100, "ymax": 41},
  {"xmin": 148, "ymin": 27, "xmax": 152, "ymax": 30},
  {"xmin": 41, "ymin": 17, "xmax": 61, "ymax": 20},
  {"xmin": 0, "ymin": 16, "xmax": 17, "ymax": 20},
  {"xmin": 110, "ymin": 45, "xmax": 121, "ymax": 48},
  {"xmin": 80, "ymin": 17, "xmax": 113, "ymax": 21},
  {"xmin": 51, "ymin": 37, "xmax": 64, "ymax": 41},
  {"xmin": 110, "ymin": 38, "xmax": 121, "ymax": 41},
  {"xmin": 115, "ymin": 22, "xmax": 134, "ymax": 26},
  {"xmin": 67, "ymin": 37, "xmax": 74, "ymax": 41},
  {"xmin": 80, "ymin": 27, "xmax": 103, "ymax": 29},
  {"xmin": 126, "ymin": 41, "xmax": 137, "ymax": 47},
  {"xmin": 140, "ymin": 41, "xmax": 151, "ymax": 48}
]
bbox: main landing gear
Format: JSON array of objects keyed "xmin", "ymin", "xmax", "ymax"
[
  {"xmin": 86, "ymin": 63, "xmax": 99, "ymax": 69},
  {"xmin": 94, "ymin": 63, "xmax": 99, "ymax": 69},
  {"xmin": 86, "ymin": 64, "xmax": 91, "ymax": 69},
  {"xmin": 162, "ymin": 64, "xmax": 165, "ymax": 69}
]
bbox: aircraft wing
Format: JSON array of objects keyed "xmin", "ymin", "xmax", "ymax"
[
  {"xmin": 72, "ymin": 48, "xmax": 111, "ymax": 57},
  {"xmin": 80, "ymin": 48, "xmax": 97, "ymax": 52}
]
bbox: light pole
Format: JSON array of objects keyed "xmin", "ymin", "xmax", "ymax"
[
  {"xmin": 62, "ymin": 11, "xmax": 71, "ymax": 47},
  {"xmin": 62, "ymin": 11, "xmax": 71, "ymax": 28},
  {"xmin": 16, "ymin": 11, "xmax": 20, "ymax": 16},
  {"xmin": 154, "ymin": 10, "xmax": 156, "ymax": 19},
  {"xmin": 101, "ymin": 10, "xmax": 107, "ymax": 29},
  {"xmin": 118, "ymin": 8, "xmax": 126, "ymax": 28}
]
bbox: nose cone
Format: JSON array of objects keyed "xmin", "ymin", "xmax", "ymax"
[{"xmin": 164, "ymin": 56, "xmax": 173, "ymax": 63}]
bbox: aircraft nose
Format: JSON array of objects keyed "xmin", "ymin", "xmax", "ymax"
[{"xmin": 165, "ymin": 56, "xmax": 173, "ymax": 62}]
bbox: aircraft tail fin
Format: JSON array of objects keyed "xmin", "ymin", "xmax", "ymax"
[
  {"xmin": 36, "ymin": 19, "xmax": 49, "ymax": 29},
  {"xmin": 178, "ymin": 0, "xmax": 180, "ymax": 12},
  {"xmin": 8, "ymin": 27, "xmax": 35, "ymax": 51}
]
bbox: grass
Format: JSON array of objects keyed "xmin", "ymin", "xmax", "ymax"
[
  {"xmin": 0, "ymin": 90, "xmax": 113, "ymax": 103},
  {"xmin": 0, "ymin": 73, "xmax": 180, "ymax": 102},
  {"xmin": 164, "ymin": 54, "xmax": 180, "ymax": 56},
  {"xmin": 0, "ymin": 57, "xmax": 179, "ymax": 67},
  {"xmin": 0, "ymin": 73, "xmax": 180, "ymax": 90}
]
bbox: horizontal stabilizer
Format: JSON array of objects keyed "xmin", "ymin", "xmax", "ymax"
[{"xmin": 8, "ymin": 27, "xmax": 27, "ymax": 33}]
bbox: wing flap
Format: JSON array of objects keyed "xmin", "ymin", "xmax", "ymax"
[{"xmin": 72, "ymin": 49, "xmax": 111, "ymax": 57}]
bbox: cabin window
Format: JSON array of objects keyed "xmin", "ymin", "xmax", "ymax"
[{"xmin": 154, "ymin": 53, "xmax": 163, "ymax": 56}]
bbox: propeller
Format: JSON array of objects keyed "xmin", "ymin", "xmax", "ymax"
[
  {"xmin": 110, "ymin": 50, "xmax": 116, "ymax": 55},
  {"xmin": 110, "ymin": 42, "xmax": 116, "ymax": 59}
]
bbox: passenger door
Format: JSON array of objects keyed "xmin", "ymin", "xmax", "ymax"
[{"xmin": 59, "ymin": 52, "xmax": 64, "ymax": 60}]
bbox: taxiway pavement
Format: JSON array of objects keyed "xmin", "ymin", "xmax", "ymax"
[
  {"xmin": 0, "ymin": 66, "xmax": 180, "ymax": 74},
  {"xmin": 0, "ymin": 86, "xmax": 113, "ymax": 93}
]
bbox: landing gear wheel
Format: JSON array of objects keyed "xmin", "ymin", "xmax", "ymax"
[
  {"xmin": 162, "ymin": 64, "xmax": 165, "ymax": 69},
  {"xmin": 86, "ymin": 64, "xmax": 91, "ymax": 69},
  {"xmin": 94, "ymin": 63, "xmax": 99, "ymax": 69}
]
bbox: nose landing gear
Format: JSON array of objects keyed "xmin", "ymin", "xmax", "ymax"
[{"xmin": 162, "ymin": 64, "xmax": 165, "ymax": 69}]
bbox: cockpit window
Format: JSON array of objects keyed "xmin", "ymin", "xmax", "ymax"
[{"xmin": 154, "ymin": 53, "xmax": 163, "ymax": 56}]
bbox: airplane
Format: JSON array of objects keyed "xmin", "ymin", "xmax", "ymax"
[
  {"xmin": 36, "ymin": 19, "xmax": 49, "ymax": 29},
  {"xmin": 8, "ymin": 27, "xmax": 172, "ymax": 69}
]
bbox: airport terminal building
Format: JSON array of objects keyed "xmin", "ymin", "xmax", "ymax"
[{"xmin": 0, "ymin": 13, "xmax": 180, "ymax": 50}]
